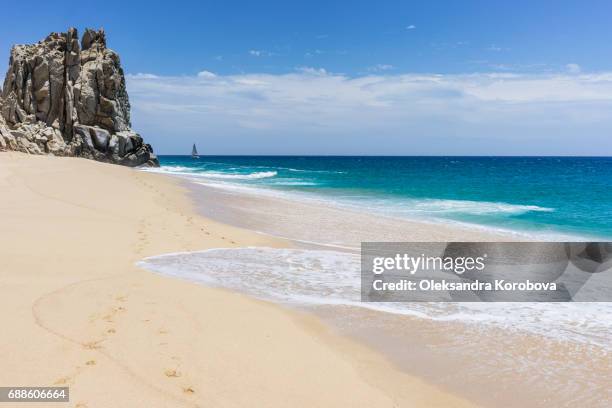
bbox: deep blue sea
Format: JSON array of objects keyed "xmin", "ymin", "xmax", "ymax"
[{"xmin": 154, "ymin": 156, "xmax": 612, "ymax": 239}]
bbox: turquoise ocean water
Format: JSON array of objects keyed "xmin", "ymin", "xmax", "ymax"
[{"xmin": 154, "ymin": 156, "xmax": 612, "ymax": 239}]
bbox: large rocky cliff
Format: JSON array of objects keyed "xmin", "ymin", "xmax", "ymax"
[{"xmin": 0, "ymin": 28, "xmax": 159, "ymax": 167}]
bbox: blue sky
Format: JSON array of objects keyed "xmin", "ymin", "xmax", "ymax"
[
  {"xmin": 2, "ymin": 1, "xmax": 612, "ymax": 155},
  {"xmin": 3, "ymin": 1, "xmax": 612, "ymax": 76}
]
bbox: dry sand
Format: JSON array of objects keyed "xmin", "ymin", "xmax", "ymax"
[{"xmin": 0, "ymin": 153, "xmax": 477, "ymax": 407}]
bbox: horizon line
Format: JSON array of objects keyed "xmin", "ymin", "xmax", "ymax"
[{"xmin": 156, "ymin": 154, "xmax": 612, "ymax": 158}]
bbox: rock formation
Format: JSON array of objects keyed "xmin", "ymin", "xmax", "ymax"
[{"xmin": 0, "ymin": 28, "xmax": 159, "ymax": 167}]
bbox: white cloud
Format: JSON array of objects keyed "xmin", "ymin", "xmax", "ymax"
[
  {"xmin": 486, "ymin": 62, "xmax": 549, "ymax": 72},
  {"xmin": 131, "ymin": 72, "xmax": 159, "ymax": 79},
  {"xmin": 295, "ymin": 66, "xmax": 328, "ymax": 76},
  {"xmin": 234, "ymin": 78, "xmax": 268, "ymax": 86},
  {"xmin": 249, "ymin": 49, "xmax": 274, "ymax": 57},
  {"xmin": 305, "ymin": 49, "xmax": 324, "ymax": 58},
  {"xmin": 368, "ymin": 64, "xmax": 395, "ymax": 72},
  {"xmin": 566, "ymin": 63, "xmax": 581, "ymax": 74},
  {"xmin": 406, "ymin": 25, "xmax": 416, "ymax": 30},
  {"xmin": 125, "ymin": 70, "xmax": 612, "ymax": 154},
  {"xmin": 197, "ymin": 70, "xmax": 217, "ymax": 78}
]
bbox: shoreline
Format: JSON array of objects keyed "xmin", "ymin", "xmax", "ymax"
[
  {"xmin": 143, "ymin": 169, "xmax": 612, "ymax": 407},
  {"xmin": 0, "ymin": 153, "xmax": 476, "ymax": 407},
  {"xmin": 179, "ymin": 176, "xmax": 521, "ymax": 247},
  {"xmin": 144, "ymin": 164, "xmax": 599, "ymax": 244}
]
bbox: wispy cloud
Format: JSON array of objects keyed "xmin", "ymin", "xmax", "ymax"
[
  {"xmin": 368, "ymin": 64, "xmax": 395, "ymax": 72},
  {"xmin": 248, "ymin": 49, "xmax": 274, "ymax": 57},
  {"xmin": 305, "ymin": 49, "xmax": 324, "ymax": 58},
  {"xmin": 487, "ymin": 44, "xmax": 505, "ymax": 52},
  {"xmin": 406, "ymin": 24, "xmax": 416, "ymax": 30},
  {"xmin": 197, "ymin": 70, "xmax": 217, "ymax": 78},
  {"xmin": 484, "ymin": 62, "xmax": 550, "ymax": 72},
  {"xmin": 294, "ymin": 66, "xmax": 328, "ymax": 75},
  {"xmin": 566, "ymin": 63, "xmax": 581, "ymax": 74},
  {"xmin": 131, "ymin": 73, "xmax": 159, "ymax": 79},
  {"xmin": 126, "ymin": 69, "xmax": 612, "ymax": 154}
]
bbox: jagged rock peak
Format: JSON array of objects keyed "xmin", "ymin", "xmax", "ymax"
[
  {"xmin": 81, "ymin": 28, "xmax": 106, "ymax": 50},
  {"xmin": 0, "ymin": 28, "xmax": 159, "ymax": 167}
]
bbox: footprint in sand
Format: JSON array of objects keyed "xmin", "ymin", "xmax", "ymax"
[
  {"xmin": 54, "ymin": 376, "xmax": 70, "ymax": 385},
  {"xmin": 102, "ymin": 305, "xmax": 125, "ymax": 323},
  {"xmin": 164, "ymin": 369, "xmax": 181, "ymax": 378},
  {"xmin": 83, "ymin": 341, "xmax": 101, "ymax": 350},
  {"xmin": 85, "ymin": 360, "xmax": 96, "ymax": 366},
  {"xmin": 183, "ymin": 387, "xmax": 195, "ymax": 394}
]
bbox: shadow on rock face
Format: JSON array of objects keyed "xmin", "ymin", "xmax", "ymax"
[{"xmin": 0, "ymin": 27, "xmax": 159, "ymax": 167}]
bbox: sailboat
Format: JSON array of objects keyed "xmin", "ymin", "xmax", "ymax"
[{"xmin": 191, "ymin": 143, "xmax": 200, "ymax": 159}]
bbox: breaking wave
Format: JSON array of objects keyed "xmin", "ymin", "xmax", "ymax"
[{"xmin": 196, "ymin": 171, "xmax": 277, "ymax": 180}]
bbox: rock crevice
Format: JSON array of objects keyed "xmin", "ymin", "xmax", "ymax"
[{"xmin": 0, "ymin": 28, "xmax": 159, "ymax": 167}]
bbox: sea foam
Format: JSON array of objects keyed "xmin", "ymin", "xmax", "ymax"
[
  {"xmin": 144, "ymin": 167, "xmax": 277, "ymax": 180},
  {"xmin": 139, "ymin": 247, "xmax": 612, "ymax": 348}
]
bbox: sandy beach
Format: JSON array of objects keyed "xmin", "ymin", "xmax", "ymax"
[
  {"xmin": 0, "ymin": 153, "xmax": 477, "ymax": 407},
  {"xmin": 2, "ymin": 6, "xmax": 611, "ymax": 407}
]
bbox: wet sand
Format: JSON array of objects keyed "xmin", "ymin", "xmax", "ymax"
[
  {"xmin": 180, "ymin": 177, "xmax": 612, "ymax": 408},
  {"xmin": 188, "ymin": 181, "xmax": 519, "ymax": 249}
]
